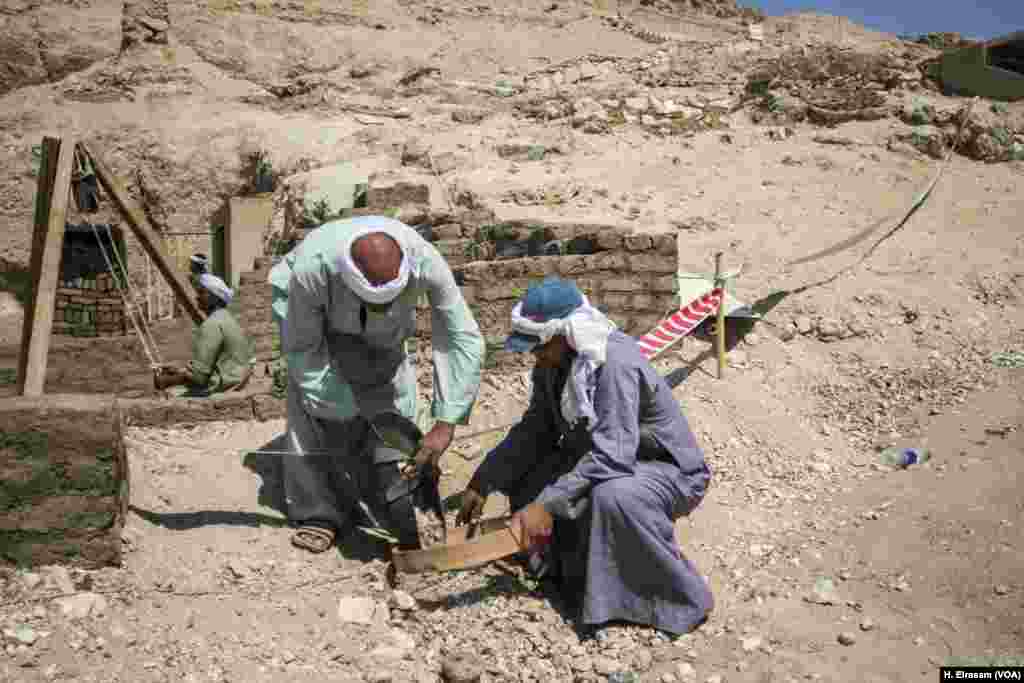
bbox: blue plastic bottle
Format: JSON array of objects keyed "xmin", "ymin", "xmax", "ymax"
[{"xmin": 879, "ymin": 447, "xmax": 931, "ymax": 467}]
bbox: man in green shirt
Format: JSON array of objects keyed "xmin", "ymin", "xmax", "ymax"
[{"xmin": 154, "ymin": 273, "xmax": 253, "ymax": 397}]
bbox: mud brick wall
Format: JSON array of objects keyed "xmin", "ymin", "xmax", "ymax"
[
  {"xmin": 53, "ymin": 272, "xmax": 128, "ymax": 338},
  {"xmin": 0, "ymin": 395, "xmax": 129, "ymax": 569},
  {"xmin": 419, "ymin": 225, "xmax": 679, "ymax": 370},
  {"xmin": 235, "ymin": 267, "xmax": 276, "ymax": 362}
]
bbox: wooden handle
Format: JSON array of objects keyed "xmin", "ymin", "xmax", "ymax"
[
  {"xmin": 713, "ymin": 252, "xmax": 727, "ymax": 379},
  {"xmin": 391, "ymin": 516, "xmax": 521, "ymax": 574}
]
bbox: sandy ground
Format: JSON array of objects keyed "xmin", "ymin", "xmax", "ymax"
[{"xmin": 1, "ymin": 1, "xmax": 1023, "ymax": 681}]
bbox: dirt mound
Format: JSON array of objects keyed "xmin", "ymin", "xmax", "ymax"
[{"xmin": 0, "ymin": 0, "xmax": 123, "ymax": 96}]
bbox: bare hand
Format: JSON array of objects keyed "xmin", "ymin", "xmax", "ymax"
[
  {"xmin": 509, "ymin": 503, "xmax": 553, "ymax": 552},
  {"xmin": 455, "ymin": 486, "xmax": 487, "ymax": 526},
  {"xmin": 153, "ymin": 367, "xmax": 182, "ymax": 390},
  {"xmin": 402, "ymin": 421, "xmax": 455, "ymax": 479}
]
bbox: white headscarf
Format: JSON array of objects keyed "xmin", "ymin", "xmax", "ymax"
[
  {"xmin": 510, "ymin": 295, "xmax": 617, "ymax": 426},
  {"xmin": 197, "ymin": 273, "xmax": 233, "ymax": 305},
  {"xmin": 336, "ymin": 220, "xmax": 412, "ymax": 305}
]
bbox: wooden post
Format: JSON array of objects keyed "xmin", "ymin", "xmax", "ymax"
[
  {"xmin": 713, "ymin": 252, "xmax": 727, "ymax": 379},
  {"xmin": 79, "ymin": 141, "xmax": 205, "ymax": 325},
  {"xmin": 17, "ymin": 137, "xmax": 76, "ymax": 397}
]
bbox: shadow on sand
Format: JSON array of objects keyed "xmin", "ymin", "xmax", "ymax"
[{"xmin": 129, "ymin": 433, "xmax": 390, "ymax": 563}]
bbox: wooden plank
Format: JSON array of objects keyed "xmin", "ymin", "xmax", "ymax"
[
  {"xmin": 16, "ymin": 138, "xmax": 57, "ymax": 394},
  {"xmin": 79, "ymin": 142, "xmax": 205, "ymax": 325},
  {"xmin": 17, "ymin": 137, "xmax": 75, "ymax": 397},
  {"xmin": 391, "ymin": 516, "xmax": 521, "ymax": 574}
]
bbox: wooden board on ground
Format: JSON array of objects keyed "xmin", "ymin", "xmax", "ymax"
[
  {"xmin": 0, "ymin": 394, "xmax": 129, "ymax": 568},
  {"xmin": 391, "ymin": 516, "xmax": 520, "ymax": 574}
]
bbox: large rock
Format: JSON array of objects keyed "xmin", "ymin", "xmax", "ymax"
[
  {"xmin": 122, "ymin": 0, "xmax": 170, "ymax": 50},
  {"xmin": 0, "ymin": 14, "xmax": 46, "ymax": 96},
  {"xmin": 0, "ymin": 1, "xmax": 122, "ymax": 96},
  {"xmin": 173, "ymin": 9, "xmax": 349, "ymax": 81}
]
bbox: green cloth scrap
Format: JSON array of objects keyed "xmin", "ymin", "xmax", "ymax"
[{"xmin": 991, "ymin": 351, "xmax": 1024, "ymax": 369}]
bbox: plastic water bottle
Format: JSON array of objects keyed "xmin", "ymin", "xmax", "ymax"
[{"xmin": 879, "ymin": 447, "xmax": 931, "ymax": 468}]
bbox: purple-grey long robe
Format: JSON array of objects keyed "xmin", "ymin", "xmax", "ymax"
[{"xmin": 469, "ymin": 331, "xmax": 714, "ymax": 635}]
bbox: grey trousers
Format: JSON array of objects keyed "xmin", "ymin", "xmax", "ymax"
[{"xmin": 282, "ymin": 376, "xmax": 419, "ymax": 548}]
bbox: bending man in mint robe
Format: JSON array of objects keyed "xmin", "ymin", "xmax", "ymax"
[{"xmin": 269, "ymin": 216, "xmax": 485, "ymax": 553}]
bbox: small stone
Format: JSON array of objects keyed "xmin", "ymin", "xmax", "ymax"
[
  {"xmin": 21, "ymin": 573, "xmax": 42, "ymax": 591},
  {"xmin": 7, "ymin": 626, "xmax": 37, "ymax": 645},
  {"xmin": 740, "ymin": 636, "xmax": 762, "ymax": 653},
  {"xmin": 44, "ymin": 566, "xmax": 75, "ymax": 594},
  {"xmin": 336, "ymin": 596, "xmax": 382, "ymax": 625},
  {"xmin": 401, "ymin": 139, "xmax": 431, "ymax": 168},
  {"xmin": 387, "ymin": 628, "xmax": 416, "ymax": 651},
  {"xmin": 593, "ymin": 656, "xmax": 621, "ymax": 675},
  {"xmin": 368, "ymin": 646, "xmax": 409, "ymax": 664},
  {"xmin": 388, "ymin": 590, "xmax": 417, "ymax": 611},
  {"xmin": 662, "ymin": 674, "xmax": 679, "ymax": 683},
  {"xmin": 706, "ymin": 676, "xmax": 724, "ymax": 683},
  {"xmin": 624, "ymin": 97, "xmax": 648, "ymax": 114},
  {"xmin": 441, "ymin": 653, "xmax": 483, "ymax": 682},
  {"xmin": 817, "ymin": 318, "xmax": 844, "ymax": 339},
  {"xmin": 994, "ymin": 584, "xmax": 1011, "ymax": 596},
  {"xmin": 675, "ymin": 662, "xmax": 697, "ymax": 682},
  {"xmin": 632, "ymin": 649, "xmax": 653, "ymax": 671},
  {"xmin": 225, "ymin": 560, "xmax": 249, "ymax": 580},
  {"xmin": 55, "ymin": 593, "xmax": 107, "ymax": 620},
  {"xmin": 859, "ymin": 618, "xmax": 875, "ymax": 631},
  {"xmin": 837, "ymin": 632, "xmax": 857, "ymax": 646},
  {"xmin": 137, "ymin": 16, "xmax": 170, "ymax": 33},
  {"xmin": 795, "ymin": 316, "xmax": 813, "ymax": 335},
  {"xmin": 804, "ymin": 577, "xmax": 839, "ymax": 605},
  {"xmin": 451, "ymin": 108, "xmax": 488, "ymax": 124},
  {"xmin": 912, "ymin": 636, "xmax": 925, "ymax": 646},
  {"xmin": 608, "ymin": 673, "xmax": 640, "ymax": 683},
  {"xmin": 571, "ymin": 656, "xmax": 594, "ymax": 672}
]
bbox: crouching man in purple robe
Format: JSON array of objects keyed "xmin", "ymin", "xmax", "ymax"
[{"xmin": 456, "ymin": 276, "xmax": 714, "ymax": 636}]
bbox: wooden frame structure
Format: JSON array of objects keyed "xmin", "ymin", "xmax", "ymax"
[{"xmin": 16, "ymin": 138, "xmax": 205, "ymax": 397}]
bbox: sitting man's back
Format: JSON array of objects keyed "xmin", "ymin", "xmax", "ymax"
[{"xmin": 154, "ymin": 273, "xmax": 253, "ymax": 397}]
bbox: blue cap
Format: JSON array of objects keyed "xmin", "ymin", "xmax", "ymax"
[{"xmin": 504, "ymin": 277, "xmax": 584, "ymax": 353}]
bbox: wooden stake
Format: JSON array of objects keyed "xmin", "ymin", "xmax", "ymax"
[
  {"xmin": 17, "ymin": 137, "xmax": 76, "ymax": 397},
  {"xmin": 713, "ymin": 251, "xmax": 727, "ymax": 379},
  {"xmin": 80, "ymin": 141, "xmax": 205, "ymax": 325}
]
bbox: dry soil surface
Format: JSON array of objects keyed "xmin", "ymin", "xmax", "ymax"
[{"xmin": 1, "ymin": 1, "xmax": 1023, "ymax": 681}]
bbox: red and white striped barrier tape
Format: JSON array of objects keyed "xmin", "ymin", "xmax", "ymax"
[{"xmin": 637, "ymin": 287, "xmax": 723, "ymax": 360}]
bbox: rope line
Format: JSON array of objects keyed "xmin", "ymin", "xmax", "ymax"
[
  {"xmin": 781, "ymin": 97, "xmax": 978, "ymax": 297},
  {"xmin": 103, "ymin": 223, "xmax": 164, "ymax": 366},
  {"xmin": 89, "ymin": 222, "xmax": 161, "ymax": 369}
]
